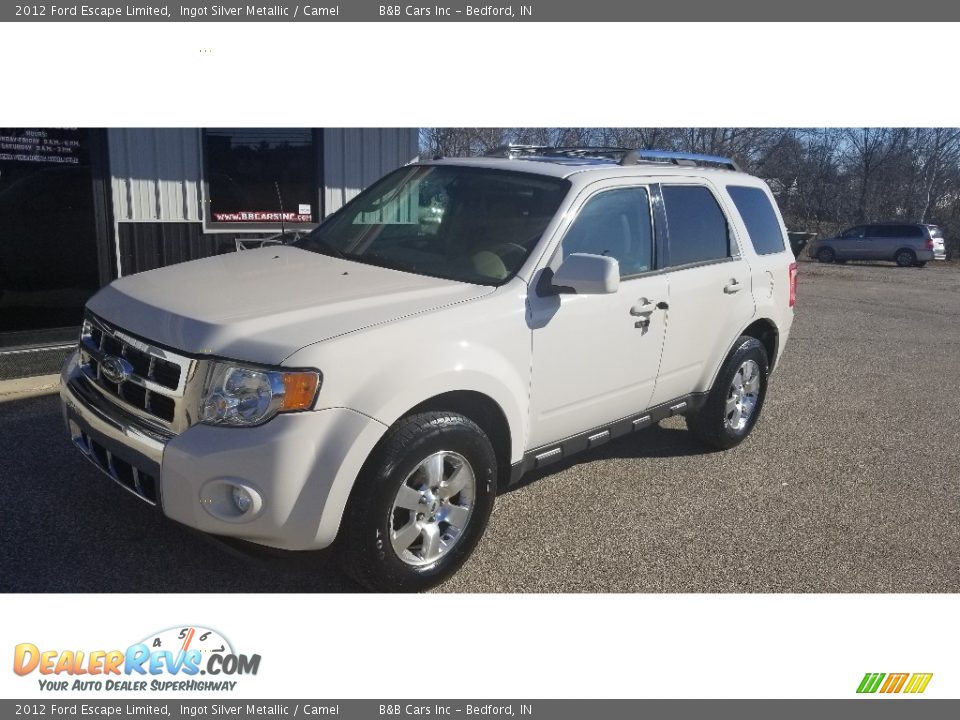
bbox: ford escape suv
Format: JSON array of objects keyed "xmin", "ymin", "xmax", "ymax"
[
  {"xmin": 60, "ymin": 147, "xmax": 796, "ymax": 591},
  {"xmin": 809, "ymin": 222, "xmax": 946, "ymax": 266}
]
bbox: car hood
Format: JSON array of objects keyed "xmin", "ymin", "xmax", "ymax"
[{"xmin": 87, "ymin": 246, "xmax": 494, "ymax": 365}]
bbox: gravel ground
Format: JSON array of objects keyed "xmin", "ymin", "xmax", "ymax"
[{"xmin": 2, "ymin": 261, "xmax": 958, "ymax": 592}]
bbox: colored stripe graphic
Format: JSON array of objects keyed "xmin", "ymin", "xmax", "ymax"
[
  {"xmin": 903, "ymin": 673, "xmax": 933, "ymax": 694},
  {"xmin": 857, "ymin": 673, "xmax": 885, "ymax": 693},
  {"xmin": 857, "ymin": 672, "xmax": 932, "ymax": 694},
  {"xmin": 879, "ymin": 673, "xmax": 909, "ymax": 693}
]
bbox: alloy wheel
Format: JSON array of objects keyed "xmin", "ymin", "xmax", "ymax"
[
  {"xmin": 724, "ymin": 360, "xmax": 761, "ymax": 433},
  {"xmin": 389, "ymin": 451, "xmax": 476, "ymax": 566}
]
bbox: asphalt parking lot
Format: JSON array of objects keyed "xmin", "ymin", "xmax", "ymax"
[{"xmin": 2, "ymin": 260, "xmax": 958, "ymax": 593}]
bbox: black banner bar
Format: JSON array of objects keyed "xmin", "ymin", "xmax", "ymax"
[
  {"xmin": 3, "ymin": 1, "xmax": 959, "ymax": 22},
  {"xmin": 2, "ymin": 700, "xmax": 958, "ymax": 719}
]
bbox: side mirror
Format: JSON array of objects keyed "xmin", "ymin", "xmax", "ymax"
[{"xmin": 551, "ymin": 253, "xmax": 620, "ymax": 295}]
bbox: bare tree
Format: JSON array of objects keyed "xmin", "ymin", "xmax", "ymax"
[{"xmin": 419, "ymin": 127, "xmax": 960, "ymax": 257}]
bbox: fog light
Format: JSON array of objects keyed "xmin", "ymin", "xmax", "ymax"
[
  {"xmin": 232, "ymin": 485, "xmax": 253, "ymax": 514},
  {"xmin": 200, "ymin": 479, "xmax": 263, "ymax": 522}
]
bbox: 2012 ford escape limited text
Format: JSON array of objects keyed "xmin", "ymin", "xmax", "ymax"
[{"xmin": 61, "ymin": 148, "xmax": 796, "ymax": 591}]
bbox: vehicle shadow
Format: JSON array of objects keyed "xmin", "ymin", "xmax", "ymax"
[
  {"xmin": 501, "ymin": 422, "xmax": 714, "ymax": 495},
  {"xmin": 0, "ymin": 394, "xmax": 363, "ymax": 593},
  {"xmin": 2, "ymin": 394, "xmax": 714, "ymax": 592}
]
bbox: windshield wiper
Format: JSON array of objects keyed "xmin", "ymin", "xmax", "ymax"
[{"xmin": 297, "ymin": 233, "xmax": 345, "ymax": 259}]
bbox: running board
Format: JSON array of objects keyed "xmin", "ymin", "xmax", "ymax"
[{"xmin": 509, "ymin": 393, "xmax": 706, "ymax": 485}]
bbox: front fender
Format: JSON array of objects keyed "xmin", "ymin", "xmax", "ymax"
[{"xmin": 283, "ymin": 284, "xmax": 531, "ymax": 465}]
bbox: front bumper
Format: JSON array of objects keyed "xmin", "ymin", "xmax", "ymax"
[
  {"xmin": 61, "ymin": 350, "xmax": 389, "ymax": 551},
  {"xmin": 61, "ymin": 352, "xmax": 167, "ymax": 505}
]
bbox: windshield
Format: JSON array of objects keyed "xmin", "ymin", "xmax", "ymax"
[{"xmin": 294, "ymin": 165, "xmax": 570, "ymax": 285}]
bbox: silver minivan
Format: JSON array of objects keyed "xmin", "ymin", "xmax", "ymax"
[{"xmin": 809, "ymin": 223, "xmax": 946, "ymax": 267}]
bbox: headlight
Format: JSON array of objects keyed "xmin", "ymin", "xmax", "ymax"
[{"xmin": 198, "ymin": 363, "xmax": 320, "ymax": 427}]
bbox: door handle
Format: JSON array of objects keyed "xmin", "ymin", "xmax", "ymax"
[
  {"xmin": 630, "ymin": 300, "xmax": 656, "ymax": 316},
  {"xmin": 723, "ymin": 279, "xmax": 743, "ymax": 294}
]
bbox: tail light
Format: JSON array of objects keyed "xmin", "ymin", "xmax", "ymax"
[
  {"xmin": 925, "ymin": 238, "xmax": 935, "ymax": 250},
  {"xmin": 788, "ymin": 262, "xmax": 798, "ymax": 307}
]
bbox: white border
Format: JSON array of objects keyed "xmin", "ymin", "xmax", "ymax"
[
  {"xmin": 2, "ymin": 20, "xmax": 958, "ymax": 701},
  {"xmin": 1, "ymin": 22, "xmax": 958, "ymax": 127},
  {"xmin": 3, "ymin": 594, "xmax": 957, "ymax": 699}
]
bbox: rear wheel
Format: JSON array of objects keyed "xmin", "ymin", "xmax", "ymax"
[
  {"xmin": 895, "ymin": 249, "xmax": 916, "ymax": 267},
  {"xmin": 340, "ymin": 412, "xmax": 497, "ymax": 592},
  {"xmin": 687, "ymin": 337, "xmax": 769, "ymax": 450},
  {"xmin": 817, "ymin": 247, "xmax": 836, "ymax": 263}
]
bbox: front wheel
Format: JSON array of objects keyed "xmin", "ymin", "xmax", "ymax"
[
  {"xmin": 340, "ymin": 412, "xmax": 497, "ymax": 592},
  {"xmin": 687, "ymin": 336, "xmax": 769, "ymax": 450}
]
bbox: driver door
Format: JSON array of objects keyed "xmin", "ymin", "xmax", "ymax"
[{"xmin": 527, "ymin": 182, "xmax": 668, "ymax": 449}]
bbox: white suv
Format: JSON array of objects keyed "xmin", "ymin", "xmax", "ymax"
[{"xmin": 60, "ymin": 148, "xmax": 796, "ymax": 591}]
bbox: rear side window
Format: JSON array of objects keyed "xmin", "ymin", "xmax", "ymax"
[
  {"xmin": 662, "ymin": 185, "xmax": 730, "ymax": 266},
  {"xmin": 727, "ymin": 185, "xmax": 786, "ymax": 255},
  {"xmin": 870, "ymin": 225, "xmax": 923, "ymax": 238}
]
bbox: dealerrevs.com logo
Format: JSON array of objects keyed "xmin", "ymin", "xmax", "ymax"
[{"xmin": 13, "ymin": 626, "xmax": 261, "ymax": 692}]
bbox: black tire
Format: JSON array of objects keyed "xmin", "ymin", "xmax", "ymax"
[
  {"xmin": 817, "ymin": 247, "xmax": 836, "ymax": 263},
  {"xmin": 340, "ymin": 412, "xmax": 497, "ymax": 592},
  {"xmin": 687, "ymin": 336, "xmax": 770, "ymax": 451},
  {"xmin": 895, "ymin": 249, "xmax": 916, "ymax": 267}
]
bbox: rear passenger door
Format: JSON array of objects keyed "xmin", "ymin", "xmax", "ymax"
[
  {"xmin": 648, "ymin": 182, "xmax": 755, "ymax": 406},
  {"xmin": 862, "ymin": 225, "xmax": 890, "ymax": 260}
]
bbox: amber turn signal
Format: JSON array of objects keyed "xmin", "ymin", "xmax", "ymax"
[{"xmin": 281, "ymin": 372, "xmax": 321, "ymax": 411}]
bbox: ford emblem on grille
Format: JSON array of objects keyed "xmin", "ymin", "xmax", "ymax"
[{"xmin": 100, "ymin": 355, "xmax": 134, "ymax": 384}]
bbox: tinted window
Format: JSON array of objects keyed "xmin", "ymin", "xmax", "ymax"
[
  {"xmin": 869, "ymin": 225, "xmax": 923, "ymax": 238},
  {"xmin": 662, "ymin": 185, "xmax": 730, "ymax": 266},
  {"xmin": 563, "ymin": 188, "xmax": 653, "ymax": 277},
  {"xmin": 204, "ymin": 128, "xmax": 316, "ymax": 226},
  {"xmin": 727, "ymin": 185, "xmax": 785, "ymax": 255}
]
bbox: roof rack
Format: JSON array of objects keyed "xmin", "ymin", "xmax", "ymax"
[
  {"xmin": 483, "ymin": 145, "xmax": 742, "ymax": 171},
  {"xmin": 619, "ymin": 149, "xmax": 741, "ymax": 172},
  {"xmin": 484, "ymin": 145, "xmax": 630, "ymax": 160}
]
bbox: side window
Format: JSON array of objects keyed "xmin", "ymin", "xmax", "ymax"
[
  {"xmin": 562, "ymin": 187, "xmax": 653, "ymax": 277},
  {"xmin": 726, "ymin": 185, "xmax": 786, "ymax": 255},
  {"xmin": 842, "ymin": 226, "xmax": 865, "ymax": 239},
  {"xmin": 662, "ymin": 185, "xmax": 731, "ymax": 266}
]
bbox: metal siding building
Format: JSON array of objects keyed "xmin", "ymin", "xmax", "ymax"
[
  {"xmin": 0, "ymin": 127, "xmax": 419, "ymax": 375},
  {"xmin": 108, "ymin": 128, "xmax": 419, "ymax": 225},
  {"xmin": 107, "ymin": 128, "xmax": 419, "ymax": 276}
]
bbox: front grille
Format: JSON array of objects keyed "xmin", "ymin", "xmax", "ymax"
[
  {"xmin": 74, "ymin": 428, "xmax": 160, "ymax": 505},
  {"xmin": 93, "ymin": 326, "xmax": 181, "ymax": 390},
  {"xmin": 78, "ymin": 314, "xmax": 196, "ymax": 432}
]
